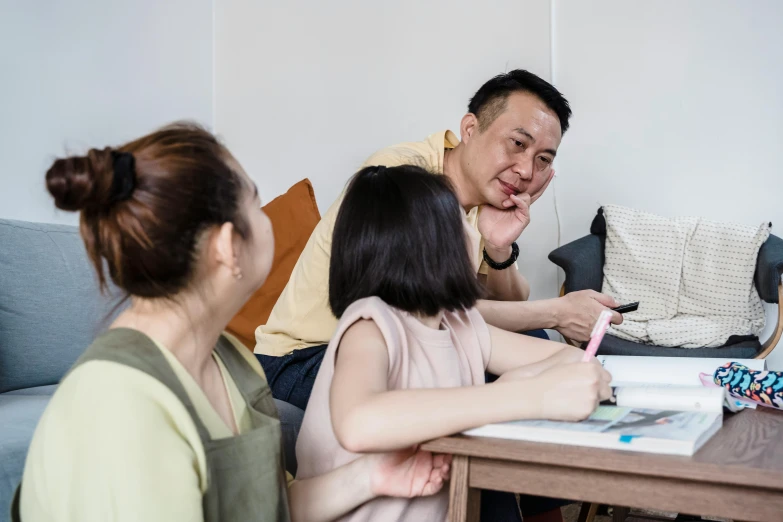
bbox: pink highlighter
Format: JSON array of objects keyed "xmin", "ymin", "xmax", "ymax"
[{"xmin": 582, "ymin": 310, "xmax": 614, "ymax": 362}]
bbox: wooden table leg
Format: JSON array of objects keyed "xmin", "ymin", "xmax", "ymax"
[
  {"xmin": 577, "ymin": 502, "xmax": 600, "ymax": 522},
  {"xmin": 448, "ymin": 455, "xmax": 480, "ymax": 522}
]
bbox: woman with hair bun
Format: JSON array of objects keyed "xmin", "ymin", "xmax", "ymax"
[{"xmin": 13, "ymin": 123, "xmax": 450, "ymax": 522}]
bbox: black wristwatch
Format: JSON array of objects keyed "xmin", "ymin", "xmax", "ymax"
[{"xmin": 483, "ymin": 242, "xmax": 519, "ymax": 270}]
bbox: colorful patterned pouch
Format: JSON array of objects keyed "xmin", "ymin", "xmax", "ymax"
[{"xmin": 711, "ymin": 362, "xmax": 783, "ymax": 410}]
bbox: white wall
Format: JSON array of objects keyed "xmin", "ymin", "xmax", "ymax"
[
  {"xmin": 552, "ymin": 0, "xmax": 783, "ymax": 367},
  {"xmin": 214, "ymin": 0, "xmax": 560, "ymax": 302},
  {"xmin": 0, "ymin": 0, "xmax": 214, "ymax": 225},
  {"xmin": 4, "ymin": 0, "xmax": 781, "ymax": 365}
]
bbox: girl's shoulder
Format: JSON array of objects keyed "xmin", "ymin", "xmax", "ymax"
[
  {"xmin": 340, "ymin": 296, "xmax": 399, "ymax": 318},
  {"xmin": 442, "ymin": 306, "xmax": 486, "ymax": 330},
  {"xmin": 337, "ymin": 299, "xmax": 487, "ymax": 338},
  {"xmin": 333, "ymin": 297, "xmax": 406, "ymax": 344},
  {"xmin": 442, "ymin": 306, "xmax": 492, "ymax": 362}
]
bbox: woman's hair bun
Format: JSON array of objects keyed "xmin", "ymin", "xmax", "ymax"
[{"xmin": 46, "ymin": 147, "xmax": 114, "ymax": 211}]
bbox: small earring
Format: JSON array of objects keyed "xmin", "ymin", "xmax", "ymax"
[{"xmin": 231, "ymin": 256, "xmax": 243, "ymax": 279}]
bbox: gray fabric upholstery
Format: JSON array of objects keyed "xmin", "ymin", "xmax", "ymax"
[
  {"xmin": 0, "ymin": 218, "xmax": 125, "ymax": 517},
  {"xmin": 0, "ymin": 219, "xmax": 124, "ymax": 393},
  {"xmin": 548, "ymin": 215, "xmax": 782, "ymax": 357},
  {"xmin": 274, "ymin": 398, "xmax": 304, "ymax": 476},
  {"xmin": 755, "ymin": 233, "xmax": 783, "ymax": 303},
  {"xmin": 0, "ymin": 392, "xmax": 53, "ymax": 517},
  {"xmin": 593, "ymin": 333, "xmax": 762, "ymax": 358},
  {"xmin": 547, "ymin": 234, "xmax": 604, "ymax": 294}
]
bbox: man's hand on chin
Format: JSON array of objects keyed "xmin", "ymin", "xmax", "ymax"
[
  {"xmin": 477, "ymin": 169, "xmax": 555, "ymax": 252},
  {"xmin": 478, "ymin": 192, "xmax": 531, "ymax": 255}
]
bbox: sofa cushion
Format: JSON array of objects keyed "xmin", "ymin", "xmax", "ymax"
[
  {"xmin": 0, "ymin": 392, "xmax": 53, "ymax": 515},
  {"xmin": 594, "ymin": 333, "xmax": 762, "ymax": 358},
  {"xmin": 3, "ymin": 385, "xmax": 58, "ymax": 396},
  {"xmin": 227, "ymin": 179, "xmax": 321, "ymax": 349},
  {"xmin": 0, "ymin": 219, "xmax": 125, "ymax": 393}
]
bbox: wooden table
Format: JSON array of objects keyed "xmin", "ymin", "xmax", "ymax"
[{"xmin": 422, "ymin": 408, "xmax": 783, "ymax": 522}]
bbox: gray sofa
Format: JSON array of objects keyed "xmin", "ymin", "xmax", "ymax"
[{"xmin": 0, "ymin": 218, "xmax": 304, "ymax": 519}]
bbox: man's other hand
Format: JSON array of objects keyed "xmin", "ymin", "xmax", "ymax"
[{"xmin": 554, "ymin": 290, "xmax": 623, "ymax": 342}]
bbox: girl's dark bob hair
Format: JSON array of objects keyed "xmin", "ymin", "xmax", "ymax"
[{"xmin": 329, "ymin": 164, "xmax": 483, "ymax": 318}]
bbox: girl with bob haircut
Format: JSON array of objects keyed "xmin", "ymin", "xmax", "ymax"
[{"xmin": 296, "ymin": 165, "xmax": 613, "ymax": 522}]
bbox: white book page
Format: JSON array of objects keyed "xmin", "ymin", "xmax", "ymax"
[
  {"xmin": 597, "ymin": 356, "xmax": 765, "ymax": 388},
  {"xmin": 615, "ymin": 385, "xmax": 725, "ymax": 413}
]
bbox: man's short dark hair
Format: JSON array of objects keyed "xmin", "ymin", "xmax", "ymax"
[
  {"xmin": 468, "ymin": 69, "xmax": 572, "ymax": 134},
  {"xmin": 329, "ymin": 165, "xmax": 483, "ymax": 319}
]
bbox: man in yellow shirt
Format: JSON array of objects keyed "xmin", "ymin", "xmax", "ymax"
[{"xmin": 255, "ymin": 70, "xmax": 622, "ymax": 411}]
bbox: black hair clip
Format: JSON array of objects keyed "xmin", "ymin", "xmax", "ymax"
[{"xmin": 110, "ymin": 151, "xmax": 137, "ymax": 203}]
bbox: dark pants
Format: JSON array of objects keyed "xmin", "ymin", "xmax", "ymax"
[
  {"xmin": 256, "ymin": 344, "xmax": 328, "ymax": 411},
  {"xmin": 256, "ymin": 329, "xmax": 566, "ymax": 520}
]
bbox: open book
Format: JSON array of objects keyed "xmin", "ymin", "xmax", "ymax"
[
  {"xmin": 464, "ymin": 356, "xmax": 766, "ymax": 456},
  {"xmin": 602, "ymin": 355, "xmax": 766, "ymax": 413}
]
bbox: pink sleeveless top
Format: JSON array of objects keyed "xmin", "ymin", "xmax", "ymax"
[{"xmin": 295, "ymin": 296, "xmax": 491, "ymax": 522}]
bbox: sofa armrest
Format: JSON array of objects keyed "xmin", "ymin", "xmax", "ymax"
[
  {"xmin": 548, "ymin": 234, "xmax": 605, "ymax": 294},
  {"xmin": 755, "ymin": 233, "xmax": 783, "ymax": 303}
]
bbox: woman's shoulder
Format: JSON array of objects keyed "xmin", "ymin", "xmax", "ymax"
[
  {"xmin": 28, "ymin": 360, "xmax": 207, "ymax": 480},
  {"xmin": 49, "ymin": 360, "xmax": 201, "ymax": 437},
  {"xmin": 22, "ymin": 360, "xmax": 208, "ymax": 519}
]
